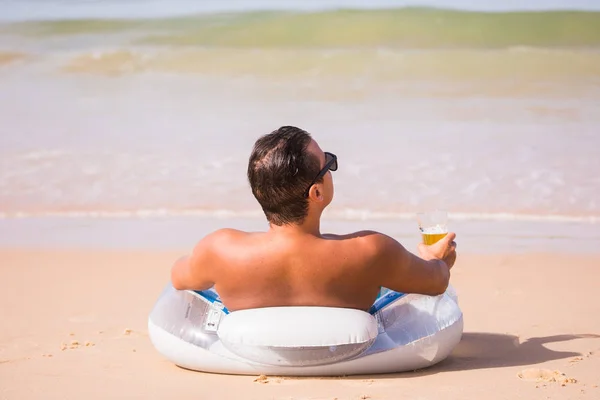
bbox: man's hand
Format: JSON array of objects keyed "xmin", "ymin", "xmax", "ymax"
[{"xmin": 418, "ymin": 232, "xmax": 457, "ymax": 269}]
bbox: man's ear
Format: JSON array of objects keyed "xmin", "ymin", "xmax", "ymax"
[{"xmin": 315, "ymin": 187, "xmax": 323, "ymax": 200}]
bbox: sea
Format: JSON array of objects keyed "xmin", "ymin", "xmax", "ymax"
[{"xmin": 1, "ymin": 0, "xmax": 599, "ymax": 253}]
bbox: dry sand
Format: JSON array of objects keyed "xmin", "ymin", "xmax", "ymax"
[{"xmin": 1, "ymin": 250, "xmax": 599, "ymax": 399}]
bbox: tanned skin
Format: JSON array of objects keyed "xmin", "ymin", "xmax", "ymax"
[{"xmin": 171, "ymin": 139, "xmax": 457, "ymax": 312}]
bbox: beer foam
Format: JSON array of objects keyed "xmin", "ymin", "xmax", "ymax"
[{"xmin": 421, "ymin": 225, "xmax": 448, "ymax": 235}]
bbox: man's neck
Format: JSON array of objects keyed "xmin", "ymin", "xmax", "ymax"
[{"xmin": 268, "ymin": 213, "xmax": 322, "ymax": 237}]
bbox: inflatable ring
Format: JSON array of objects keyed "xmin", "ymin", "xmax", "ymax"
[{"xmin": 148, "ymin": 285, "xmax": 463, "ymax": 376}]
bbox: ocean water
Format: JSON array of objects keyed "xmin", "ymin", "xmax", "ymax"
[
  {"xmin": 1, "ymin": 3, "xmax": 600, "ymax": 250},
  {"xmin": 2, "ymin": 0, "xmax": 600, "ymax": 22}
]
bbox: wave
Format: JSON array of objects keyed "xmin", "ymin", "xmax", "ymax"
[
  {"xmin": 1, "ymin": 208, "xmax": 598, "ymax": 224},
  {"xmin": 5, "ymin": 8, "xmax": 600, "ymax": 49},
  {"xmin": 58, "ymin": 47, "xmax": 600, "ymax": 85}
]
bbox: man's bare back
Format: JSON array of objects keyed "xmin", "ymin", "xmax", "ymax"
[
  {"xmin": 170, "ymin": 127, "xmax": 457, "ymax": 312},
  {"xmin": 171, "ymin": 227, "xmax": 456, "ymax": 312}
]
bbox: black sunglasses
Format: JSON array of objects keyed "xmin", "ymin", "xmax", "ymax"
[{"xmin": 304, "ymin": 152, "xmax": 338, "ymax": 197}]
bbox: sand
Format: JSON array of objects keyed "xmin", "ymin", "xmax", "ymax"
[{"xmin": 1, "ymin": 250, "xmax": 599, "ymax": 399}]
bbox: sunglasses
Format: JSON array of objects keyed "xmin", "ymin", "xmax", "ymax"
[{"xmin": 304, "ymin": 152, "xmax": 338, "ymax": 197}]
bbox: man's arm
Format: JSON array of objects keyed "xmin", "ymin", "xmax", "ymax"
[
  {"xmin": 372, "ymin": 232, "xmax": 456, "ymax": 296},
  {"xmin": 170, "ymin": 230, "xmax": 227, "ymax": 291}
]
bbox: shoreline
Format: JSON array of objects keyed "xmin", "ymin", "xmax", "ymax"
[{"xmin": 0, "ymin": 215, "xmax": 598, "ymax": 254}]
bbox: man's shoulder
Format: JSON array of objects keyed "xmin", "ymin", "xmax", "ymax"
[
  {"xmin": 193, "ymin": 228, "xmax": 252, "ymax": 252},
  {"xmin": 209, "ymin": 228, "xmax": 250, "ymax": 240},
  {"xmin": 323, "ymin": 230, "xmax": 395, "ymax": 254},
  {"xmin": 323, "ymin": 229, "xmax": 387, "ymax": 242}
]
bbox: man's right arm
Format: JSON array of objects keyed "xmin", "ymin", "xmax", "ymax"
[
  {"xmin": 372, "ymin": 232, "xmax": 456, "ymax": 296},
  {"xmin": 170, "ymin": 229, "xmax": 234, "ymax": 291}
]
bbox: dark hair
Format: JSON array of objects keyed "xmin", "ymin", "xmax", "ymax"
[{"xmin": 247, "ymin": 126, "xmax": 322, "ymax": 226}]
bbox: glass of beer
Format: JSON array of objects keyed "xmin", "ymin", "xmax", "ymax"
[{"xmin": 417, "ymin": 210, "xmax": 448, "ymax": 245}]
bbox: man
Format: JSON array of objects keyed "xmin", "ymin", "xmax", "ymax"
[{"xmin": 171, "ymin": 126, "xmax": 457, "ymax": 312}]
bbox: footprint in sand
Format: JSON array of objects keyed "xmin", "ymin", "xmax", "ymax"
[{"xmin": 518, "ymin": 368, "xmax": 577, "ymax": 386}]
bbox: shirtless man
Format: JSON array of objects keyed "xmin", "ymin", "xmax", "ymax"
[{"xmin": 171, "ymin": 126, "xmax": 457, "ymax": 312}]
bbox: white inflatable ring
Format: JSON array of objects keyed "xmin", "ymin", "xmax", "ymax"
[{"xmin": 148, "ymin": 285, "xmax": 463, "ymax": 376}]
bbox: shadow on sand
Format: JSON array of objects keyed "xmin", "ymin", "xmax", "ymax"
[
  {"xmin": 173, "ymin": 332, "xmax": 599, "ymax": 380},
  {"xmin": 349, "ymin": 332, "xmax": 600, "ymax": 380}
]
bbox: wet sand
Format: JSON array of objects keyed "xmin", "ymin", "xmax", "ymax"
[
  {"xmin": 0, "ymin": 51, "xmax": 26, "ymax": 65},
  {"xmin": 1, "ymin": 249, "xmax": 599, "ymax": 399}
]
